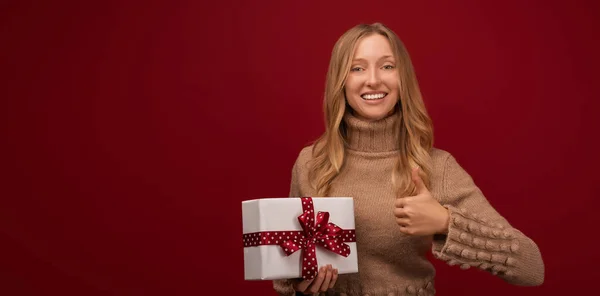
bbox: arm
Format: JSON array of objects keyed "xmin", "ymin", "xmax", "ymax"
[{"xmin": 431, "ymin": 154, "xmax": 545, "ymax": 286}]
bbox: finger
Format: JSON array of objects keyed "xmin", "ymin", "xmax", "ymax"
[
  {"xmin": 294, "ymin": 277, "xmax": 314, "ymax": 292},
  {"xmin": 393, "ymin": 207, "xmax": 407, "ymax": 218},
  {"xmin": 329, "ymin": 268, "xmax": 339, "ymax": 289},
  {"xmin": 307, "ymin": 266, "xmax": 327, "ymax": 294},
  {"xmin": 395, "ymin": 197, "xmax": 407, "ymax": 208},
  {"xmin": 396, "ymin": 218, "xmax": 410, "ymax": 226},
  {"xmin": 319, "ymin": 265, "xmax": 333, "ymax": 292},
  {"xmin": 412, "ymin": 167, "xmax": 427, "ymax": 194},
  {"xmin": 399, "ymin": 225, "xmax": 414, "ymax": 235}
]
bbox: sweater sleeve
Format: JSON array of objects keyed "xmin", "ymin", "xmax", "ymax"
[
  {"xmin": 431, "ymin": 154, "xmax": 545, "ymax": 286},
  {"xmin": 272, "ymin": 157, "xmax": 302, "ymax": 296}
]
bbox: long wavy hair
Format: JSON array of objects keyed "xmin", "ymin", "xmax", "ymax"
[{"xmin": 308, "ymin": 23, "xmax": 434, "ymax": 198}]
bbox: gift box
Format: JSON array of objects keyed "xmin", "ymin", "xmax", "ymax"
[{"xmin": 242, "ymin": 197, "xmax": 358, "ymax": 280}]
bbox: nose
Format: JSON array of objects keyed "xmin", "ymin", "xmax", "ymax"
[{"xmin": 366, "ymin": 68, "xmax": 381, "ymax": 87}]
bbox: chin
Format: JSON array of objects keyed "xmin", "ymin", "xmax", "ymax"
[
  {"xmin": 363, "ymin": 111, "xmax": 391, "ymax": 121},
  {"xmin": 366, "ymin": 108, "xmax": 396, "ymax": 120}
]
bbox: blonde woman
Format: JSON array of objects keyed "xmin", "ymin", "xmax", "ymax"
[{"xmin": 273, "ymin": 23, "xmax": 544, "ymax": 296}]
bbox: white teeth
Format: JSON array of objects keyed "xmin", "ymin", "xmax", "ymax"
[{"xmin": 361, "ymin": 93, "xmax": 386, "ymax": 100}]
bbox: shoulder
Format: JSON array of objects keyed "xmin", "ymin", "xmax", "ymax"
[
  {"xmin": 430, "ymin": 147, "xmax": 476, "ymax": 186},
  {"xmin": 430, "ymin": 147, "xmax": 453, "ymax": 167},
  {"xmin": 298, "ymin": 145, "xmax": 314, "ymax": 161},
  {"xmin": 292, "ymin": 144, "xmax": 316, "ymax": 172},
  {"xmin": 429, "ymin": 147, "xmax": 469, "ymax": 180}
]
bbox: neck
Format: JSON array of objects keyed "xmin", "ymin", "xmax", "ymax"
[{"xmin": 343, "ymin": 110, "xmax": 401, "ymax": 152}]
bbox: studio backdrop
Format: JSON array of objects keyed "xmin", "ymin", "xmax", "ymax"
[{"xmin": 2, "ymin": 0, "xmax": 599, "ymax": 295}]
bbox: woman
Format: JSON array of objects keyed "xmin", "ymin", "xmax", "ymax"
[{"xmin": 273, "ymin": 22, "xmax": 544, "ymax": 296}]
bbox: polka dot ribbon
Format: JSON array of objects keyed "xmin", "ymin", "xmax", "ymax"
[{"xmin": 242, "ymin": 197, "xmax": 356, "ymax": 280}]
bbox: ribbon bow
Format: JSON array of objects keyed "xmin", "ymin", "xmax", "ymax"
[{"xmin": 278, "ymin": 197, "xmax": 353, "ymax": 279}]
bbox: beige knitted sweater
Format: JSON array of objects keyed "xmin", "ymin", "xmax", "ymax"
[{"xmin": 273, "ymin": 112, "xmax": 544, "ymax": 295}]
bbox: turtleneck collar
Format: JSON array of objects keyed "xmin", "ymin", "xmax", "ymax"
[{"xmin": 343, "ymin": 110, "xmax": 402, "ymax": 152}]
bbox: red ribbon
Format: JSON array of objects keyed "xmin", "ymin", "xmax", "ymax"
[{"xmin": 242, "ymin": 197, "xmax": 356, "ymax": 279}]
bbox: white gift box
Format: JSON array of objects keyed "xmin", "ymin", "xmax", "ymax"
[{"xmin": 242, "ymin": 197, "xmax": 359, "ymax": 280}]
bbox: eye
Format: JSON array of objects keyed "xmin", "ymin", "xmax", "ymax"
[
  {"xmin": 350, "ymin": 66, "xmax": 364, "ymax": 72},
  {"xmin": 383, "ymin": 65, "xmax": 395, "ymax": 70}
]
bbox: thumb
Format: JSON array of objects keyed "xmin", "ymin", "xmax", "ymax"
[{"xmin": 412, "ymin": 167, "xmax": 427, "ymax": 194}]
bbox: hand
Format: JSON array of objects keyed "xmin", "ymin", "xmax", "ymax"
[
  {"xmin": 394, "ymin": 167, "xmax": 450, "ymax": 236},
  {"xmin": 293, "ymin": 264, "xmax": 338, "ymax": 295}
]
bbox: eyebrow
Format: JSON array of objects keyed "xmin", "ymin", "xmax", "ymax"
[{"xmin": 352, "ymin": 55, "xmax": 395, "ymax": 62}]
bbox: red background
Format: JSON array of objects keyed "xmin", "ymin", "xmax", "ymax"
[{"xmin": 2, "ymin": 0, "xmax": 599, "ymax": 295}]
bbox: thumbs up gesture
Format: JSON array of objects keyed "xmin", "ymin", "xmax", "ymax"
[{"xmin": 394, "ymin": 167, "xmax": 450, "ymax": 236}]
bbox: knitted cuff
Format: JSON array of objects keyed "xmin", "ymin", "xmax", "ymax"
[
  {"xmin": 273, "ymin": 279, "xmax": 297, "ymax": 296},
  {"xmin": 432, "ymin": 206, "xmax": 520, "ymax": 277}
]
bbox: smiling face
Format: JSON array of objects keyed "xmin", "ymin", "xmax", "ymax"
[{"xmin": 344, "ymin": 33, "xmax": 400, "ymax": 121}]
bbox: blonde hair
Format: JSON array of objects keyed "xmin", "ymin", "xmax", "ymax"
[{"xmin": 308, "ymin": 22, "xmax": 433, "ymax": 197}]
